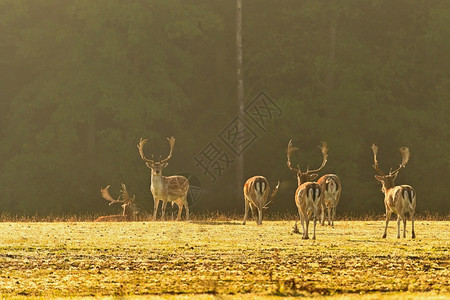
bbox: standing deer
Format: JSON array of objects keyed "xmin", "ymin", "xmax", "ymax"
[
  {"xmin": 287, "ymin": 139, "xmax": 328, "ymax": 239},
  {"xmin": 372, "ymin": 144, "xmax": 416, "ymax": 238},
  {"xmin": 137, "ymin": 136, "xmax": 190, "ymax": 221},
  {"xmin": 95, "ymin": 184, "xmax": 139, "ymax": 222},
  {"xmin": 242, "ymin": 176, "xmax": 280, "ymax": 225},
  {"xmin": 317, "ymin": 174, "xmax": 341, "ymax": 227}
]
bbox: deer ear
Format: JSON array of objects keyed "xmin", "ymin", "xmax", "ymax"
[
  {"xmin": 310, "ymin": 173, "xmax": 318, "ymax": 180},
  {"xmin": 162, "ymin": 162, "xmax": 169, "ymax": 168},
  {"xmin": 145, "ymin": 162, "xmax": 153, "ymax": 169},
  {"xmin": 375, "ymin": 175, "xmax": 383, "ymax": 181}
]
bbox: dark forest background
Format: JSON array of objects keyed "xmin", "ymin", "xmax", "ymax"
[{"xmin": 0, "ymin": 0, "xmax": 449, "ymax": 217}]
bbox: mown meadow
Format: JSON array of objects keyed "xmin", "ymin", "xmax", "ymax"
[{"xmin": 0, "ymin": 219, "xmax": 448, "ymax": 299}]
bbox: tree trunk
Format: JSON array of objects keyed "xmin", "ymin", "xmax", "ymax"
[
  {"xmin": 326, "ymin": 18, "xmax": 337, "ymax": 91},
  {"xmin": 236, "ymin": 0, "xmax": 244, "ymax": 206}
]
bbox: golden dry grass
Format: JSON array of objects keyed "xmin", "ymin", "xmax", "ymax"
[{"xmin": 0, "ymin": 220, "xmax": 448, "ymax": 299}]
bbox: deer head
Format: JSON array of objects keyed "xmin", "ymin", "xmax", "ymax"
[
  {"xmin": 372, "ymin": 144, "xmax": 410, "ymax": 191},
  {"xmin": 100, "ymin": 183, "xmax": 139, "ymax": 218},
  {"xmin": 287, "ymin": 139, "xmax": 328, "ymax": 185},
  {"xmin": 137, "ymin": 136, "xmax": 175, "ymax": 176}
]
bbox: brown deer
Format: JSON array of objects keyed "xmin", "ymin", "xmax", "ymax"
[
  {"xmin": 137, "ymin": 136, "xmax": 189, "ymax": 221},
  {"xmin": 242, "ymin": 176, "xmax": 280, "ymax": 225},
  {"xmin": 372, "ymin": 144, "xmax": 416, "ymax": 238},
  {"xmin": 317, "ymin": 174, "xmax": 341, "ymax": 227},
  {"xmin": 287, "ymin": 139, "xmax": 328, "ymax": 239},
  {"xmin": 95, "ymin": 184, "xmax": 138, "ymax": 222}
]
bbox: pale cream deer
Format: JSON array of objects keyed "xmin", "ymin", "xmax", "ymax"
[
  {"xmin": 317, "ymin": 174, "xmax": 341, "ymax": 227},
  {"xmin": 242, "ymin": 176, "xmax": 280, "ymax": 225},
  {"xmin": 137, "ymin": 136, "xmax": 189, "ymax": 221},
  {"xmin": 95, "ymin": 183, "xmax": 138, "ymax": 222},
  {"xmin": 372, "ymin": 144, "xmax": 416, "ymax": 238},
  {"xmin": 287, "ymin": 140, "xmax": 328, "ymax": 239}
]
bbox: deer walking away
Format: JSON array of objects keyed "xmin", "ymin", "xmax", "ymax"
[
  {"xmin": 242, "ymin": 176, "xmax": 280, "ymax": 225},
  {"xmin": 317, "ymin": 174, "xmax": 341, "ymax": 227},
  {"xmin": 287, "ymin": 139, "xmax": 328, "ymax": 239}
]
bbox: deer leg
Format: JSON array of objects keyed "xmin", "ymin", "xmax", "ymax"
[
  {"xmin": 320, "ymin": 204, "xmax": 325, "ymax": 226},
  {"xmin": 249, "ymin": 203, "xmax": 256, "ymax": 222},
  {"xmin": 411, "ymin": 212, "xmax": 415, "ymax": 239},
  {"xmin": 153, "ymin": 199, "xmax": 160, "ymax": 221},
  {"xmin": 397, "ymin": 212, "xmax": 407, "ymax": 238},
  {"xmin": 298, "ymin": 207, "xmax": 305, "ymax": 238},
  {"xmin": 383, "ymin": 210, "xmax": 391, "ymax": 238},
  {"xmin": 331, "ymin": 205, "xmax": 336, "ymax": 227},
  {"xmin": 327, "ymin": 205, "xmax": 332, "ymax": 226},
  {"xmin": 403, "ymin": 217, "xmax": 407, "ymax": 238},
  {"xmin": 243, "ymin": 198, "xmax": 249, "ymax": 225},
  {"xmin": 301, "ymin": 218, "xmax": 306, "ymax": 239},
  {"xmin": 312, "ymin": 214, "xmax": 317, "ymax": 240},
  {"xmin": 161, "ymin": 201, "xmax": 168, "ymax": 221},
  {"xmin": 304, "ymin": 216, "xmax": 309, "ymax": 240},
  {"xmin": 399, "ymin": 212, "xmax": 407, "ymax": 238},
  {"xmin": 176, "ymin": 200, "xmax": 183, "ymax": 221},
  {"xmin": 183, "ymin": 196, "xmax": 189, "ymax": 221},
  {"xmin": 257, "ymin": 207, "xmax": 262, "ymax": 225}
]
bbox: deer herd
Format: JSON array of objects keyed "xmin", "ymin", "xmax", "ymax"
[{"xmin": 97, "ymin": 136, "xmax": 417, "ymax": 240}]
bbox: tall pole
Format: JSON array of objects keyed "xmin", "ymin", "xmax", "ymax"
[
  {"xmin": 326, "ymin": 18, "xmax": 337, "ymax": 91},
  {"xmin": 236, "ymin": 0, "xmax": 244, "ymax": 205}
]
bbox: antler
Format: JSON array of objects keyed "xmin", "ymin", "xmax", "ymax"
[
  {"xmin": 390, "ymin": 147, "xmax": 410, "ymax": 175},
  {"xmin": 286, "ymin": 139, "xmax": 300, "ymax": 173},
  {"xmin": 371, "ymin": 144, "xmax": 385, "ymax": 176},
  {"xmin": 160, "ymin": 136, "xmax": 175, "ymax": 164},
  {"xmin": 100, "ymin": 185, "xmax": 124, "ymax": 205},
  {"xmin": 264, "ymin": 181, "xmax": 280, "ymax": 209},
  {"xmin": 120, "ymin": 183, "xmax": 135, "ymax": 203},
  {"xmin": 306, "ymin": 142, "xmax": 328, "ymax": 174},
  {"xmin": 138, "ymin": 137, "xmax": 175, "ymax": 164},
  {"xmin": 137, "ymin": 138, "xmax": 154, "ymax": 163}
]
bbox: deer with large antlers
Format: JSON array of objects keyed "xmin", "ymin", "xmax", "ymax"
[
  {"xmin": 317, "ymin": 174, "xmax": 341, "ymax": 227},
  {"xmin": 95, "ymin": 184, "xmax": 139, "ymax": 222},
  {"xmin": 137, "ymin": 136, "xmax": 190, "ymax": 221},
  {"xmin": 287, "ymin": 139, "xmax": 328, "ymax": 239},
  {"xmin": 242, "ymin": 176, "xmax": 280, "ymax": 225},
  {"xmin": 372, "ymin": 144, "xmax": 416, "ymax": 239}
]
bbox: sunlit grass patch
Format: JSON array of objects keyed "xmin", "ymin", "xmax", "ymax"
[{"xmin": 0, "ymin": 221, "xmax": 448, "ymax": 298}]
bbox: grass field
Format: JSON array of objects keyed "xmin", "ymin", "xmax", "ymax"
[{"xmin": 0, "ymin": 219, "xmax": 448, "ymax": 299}]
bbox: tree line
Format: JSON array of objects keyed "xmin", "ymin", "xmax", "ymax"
[{"xmin": 0, "ymin": 0, "xmax": 448, "ymax": 216}]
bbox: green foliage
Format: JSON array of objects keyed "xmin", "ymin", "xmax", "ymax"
[{"xmin": 0, "ymin": 0, "xmax": 448, "ymax": 215}]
